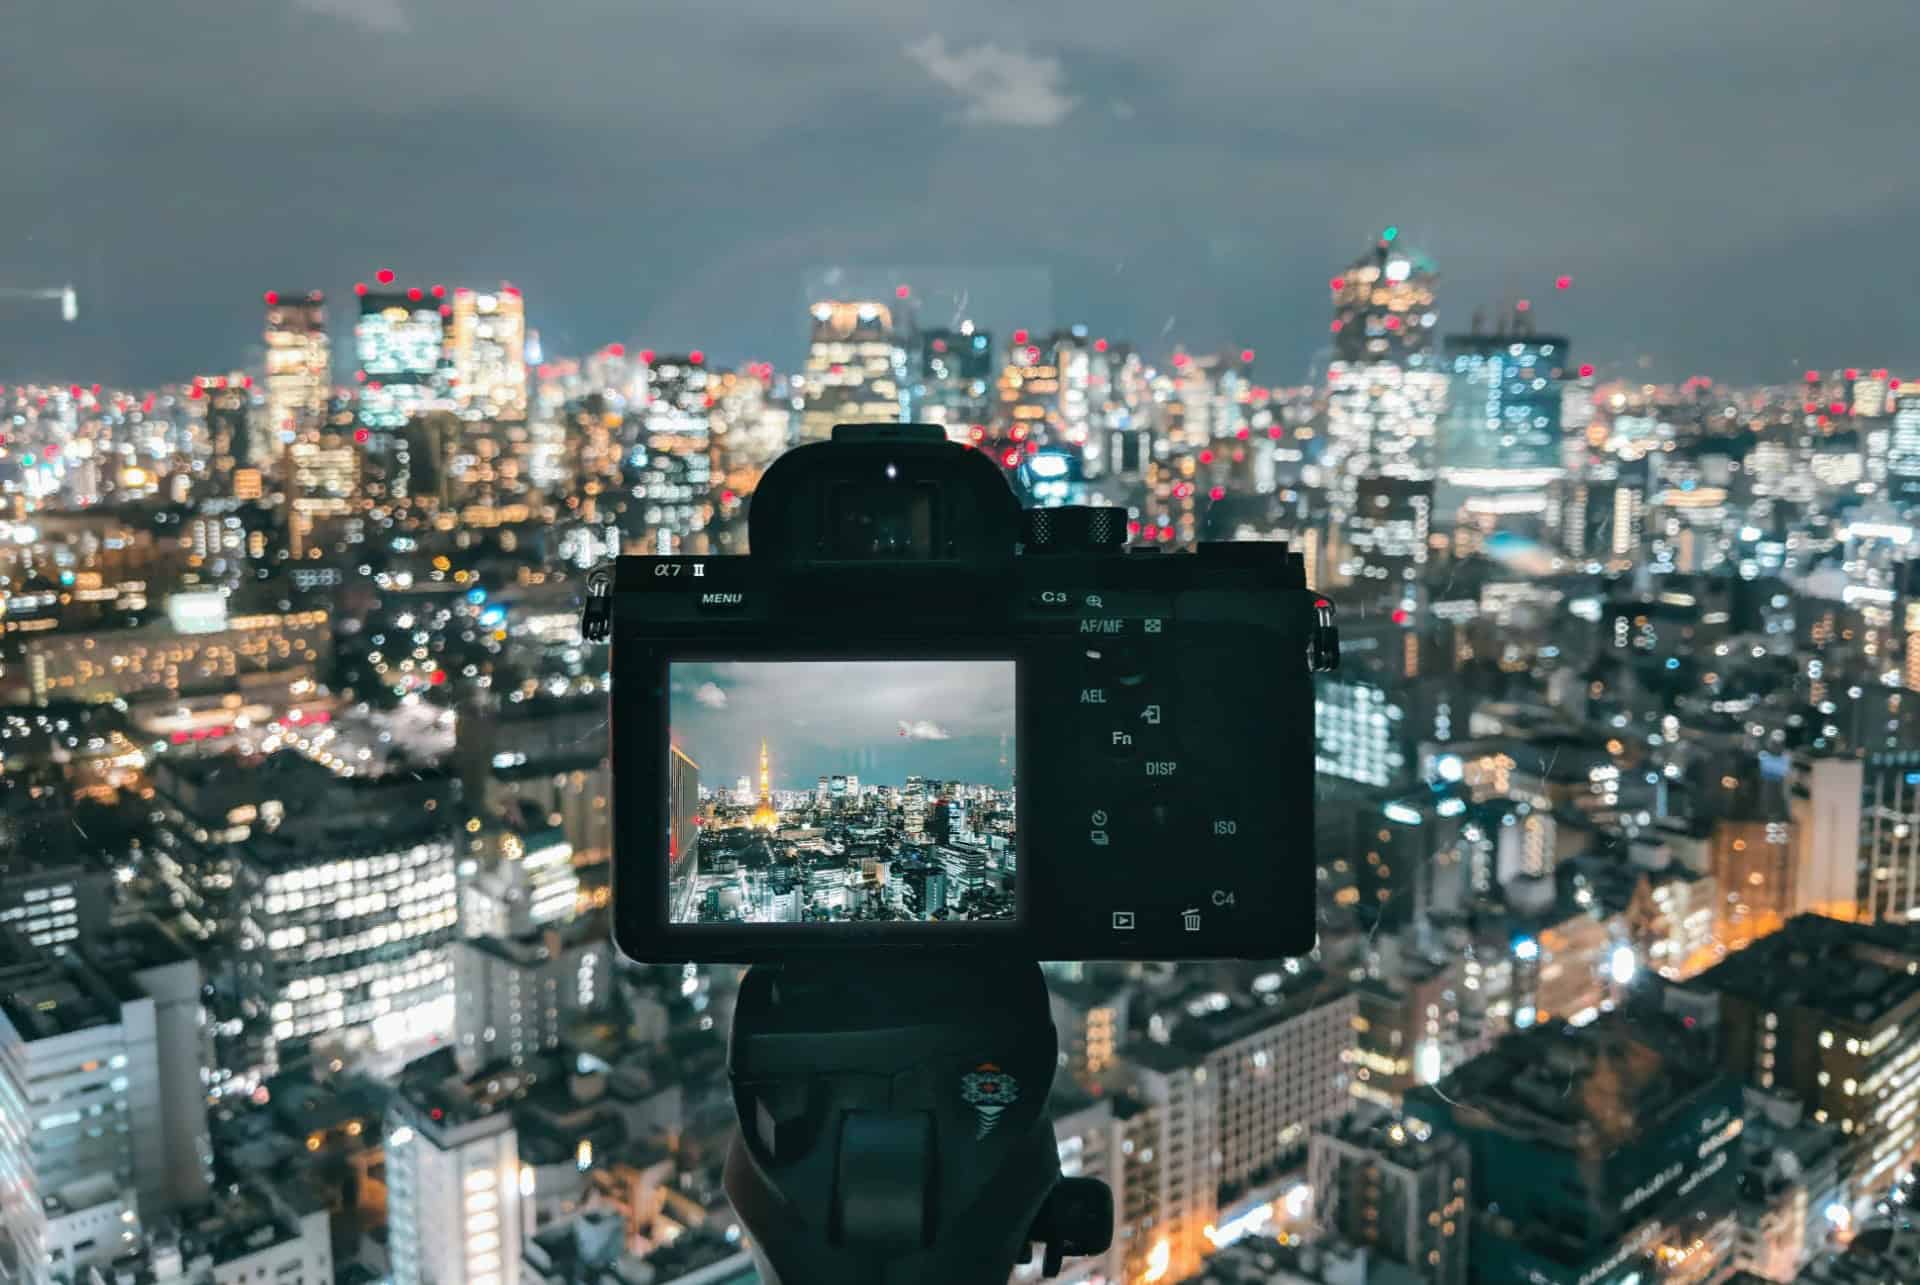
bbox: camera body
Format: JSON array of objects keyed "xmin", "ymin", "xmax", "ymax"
[{"xmin": 597, "ymin": 425, "xmax": 1334, "ymax": 963}]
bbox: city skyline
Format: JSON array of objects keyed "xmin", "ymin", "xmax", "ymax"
[
  {"xmin": 6, "ymin": 3, "xmax": 1920, "ymax": 386},
  {"xmin": 668, "ymin": 659, "xmax": 1017, "ymax": 791}
]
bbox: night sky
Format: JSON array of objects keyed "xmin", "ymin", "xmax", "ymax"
[
  {"xmin": 669, "ymin": 660, "xmax": 1016, "ymax": 793},
  {"xmin": 6, "ymin": 1, "xmax": 1918, "ymax": 387}
]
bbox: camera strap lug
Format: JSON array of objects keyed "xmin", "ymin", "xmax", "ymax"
[{"xmin": 580, "ymin": 562, "xmax": 615, "ymax": 641}]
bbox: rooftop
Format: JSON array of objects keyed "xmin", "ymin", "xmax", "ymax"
[
  {"xmin": 0, "ymin": 952, "xmax": 123, "ymax": 1042},
  {"xmin": 1689, "ymin": 914, "xmax": 1920, "ymax": 1026},
  {"xmin": 1321, "ymin": 1107, "xmax": 1466, "ymax": 1172},
  {"xmin": 1415, "ymin": 1010, "xmax": 1726, "ymax": 1157},
  {"xmin": 1175, "ymin": 1237, "xmax": 1424, "ymax": 1285},
  {"xmin": 1154, "ymin": 968, "xmax": 1351, "ymax": 1057}
]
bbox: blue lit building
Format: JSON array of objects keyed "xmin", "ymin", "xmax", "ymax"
[
  {"xmin": 355, "ymin": 282, "xmax": 450, "ymax": 430},
  {"xmin": 1438, "ymin": 331, "xmax": 1571, "ymax": 512}
]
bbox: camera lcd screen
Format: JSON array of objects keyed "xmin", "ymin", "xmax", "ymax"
[{"xmin": 665, "ymin": 659, "xmax": 1019, "ymax": 927}]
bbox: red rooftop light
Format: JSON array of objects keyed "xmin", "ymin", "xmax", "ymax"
[
  {"xmin": 1240, "ymin": 348, "xmax": 1255, "ymax": 363},
  {"xmin": 439, "ymin": 304, "xmax": 452, "ymax": 318},
  {"xmin": 264, "ymin": 291, "xmax": 279, "ymax": 305},
  {"xmin": 353, "ymin": 428, "xmax": 370, "ymax": 443},
  {"xmin": 431, "ymin": 284, "xmax": 446, "ymax": 299},
  {"xmin": 1094, "ymin": 338, "xmax": 1108, "ymax": 352},
  {"xmin": 1578, "ymin": 364, "xmax": 1595, "ymax": 378},
  {"xmin": 1330, "ymin": 277, "xmax": 1345, "ymax": 291},
  {"xmin": 1845, "ymin": 368, "xmax": 1859, "ymax": 380},
  {"xmin": 1805, "ymin": 370, "xmax": 1820, "ymax": 382},
  {"xmin": 639, "ymin": 349, "xmax": 655, "ymax": 364},
  {"xmin": 606, "ymin": 343, "xmax": 626, "ymax": 358},
  {"xmin": 1330, "ymin": 320, "xmax": 1344, "ymax": 333},
  {"xmin": 895, "ymin": 284, "xmax": 910, "ymax": 299},
  {"xmin": 1555, "ymin": 275, "xmax": 1572, "ymax": 290},
  {"xmin": 407, "ymin": 287, "xmax": 423, "ymax": 302},
  {"xmin": 354, "ymin": 282, "xmax": 368, "ymax": 296},
  {"xmin": 376, "ymin": 268, "xmax": 395, "ymax": 284},
  {"xmin": 1515, "ymin": 299, "xmax": 1531, "ymax": 312},
  {"xmin": 1235, "ymin": 427, "xmax": 1250, "ymax": 440},
  {"xmin": 688, "ymin": 350, "xmax": 704, "ymax": 365},
  {"xmin": 1208, "ymin": 485, "xmax": 1225, "ymax": 501},
  {"xmin": 1012, "ymin": 329, "xmax": 1029, "ymax": 345}
]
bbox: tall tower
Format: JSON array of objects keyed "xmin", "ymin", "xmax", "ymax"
[
  {"xmin": 754, "ymin": 738, "xmax": 777, "ymax": 829},
  {"xmin": 262, "ymin": 289, "xmax": 329, "ymax": 449},
  {"xmin": 354, "ymin": 274, "xmax": 451, "ymax": 430},
  {"xmin": 800, "ymin": 301, "xmax": 908, "ymax": 442},
  {"xmin": 447, "ymin": 284, "xmax": 528, "ymax": 422},
  {"xmin": 1324, "ymin": 229, "xmax": 1447, "ymax": 609}
]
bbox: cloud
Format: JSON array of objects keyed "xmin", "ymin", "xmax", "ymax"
[
  {"xmin": 897, "ymin": 719, "xmax": 952, "ymax": 741},
  {"xmin": 905, "ymin": 35, "xmax": 1076, "ymax": 127},
  {"xmin": 694, "ymin": 682, "xmax": 728, "ymax": 710},
  {"xmin": 293, "ymin": 0, "xmax": 410, "ymax": 33}
]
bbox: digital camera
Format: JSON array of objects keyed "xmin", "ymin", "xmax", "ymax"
[{"xmin": 586, "ymin": 424, "xmax": 1337, "ymax": 963}]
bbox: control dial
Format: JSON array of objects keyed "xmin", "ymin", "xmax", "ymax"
[{"xmin": 1022, "ymin": 506, "xmax": 1128, "ymax": 554}]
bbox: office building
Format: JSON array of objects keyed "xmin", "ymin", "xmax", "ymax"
[
  {"xmin": 149, "ymin": 753, "xmax": 458, "ymax": 1089},
  {"xmin": 1685, "ymin": 915, "xmax": 1920, "ymax": 1196},
  {"xmin": 799, "ymin": 301, "xmax": 906, "ymax": 442},
  {"xmin": 0, "ymin": 781, "xmax": 111, "ymax": 953},
  {"xmin": 1407, "ymin": 1013, "xmax": 1744, "ymax": 1285},
  {"xmin": 1106, "ymin": 1052, "xmax": 1219, "ymax": 1285},
  {"xmin": 915, "ymin": 325, "xmax": 994, "ymax": 433},
  {"xmin": 0, "ymin": 607, "xmax": 330, "ymax": 707},
  {"xmin": 0, "ymin": 920, "xmax": 213, "ymax": 1284},
  {"xmin": 1864, "ymin": 765, "xmax": 1920, "ymax": 923},
  {"xmin": 456, "ymin": 694, "xmax": 614, "ymax": 868},
  {"xmin": 1148, "ymin": 970, "xmax": 1357, "ymax": 1197},
  {"xmin": 1331, "ymin": 234, "xmax": 1437, "ymax": 366},
  {"xmin": 1308, "ymin": 1109, "xmax": 1471, "ymax": 1285},
  {"xmin": 262, "ymin": 290, "xmax": 329, "ymax": 446},
  {"xmin": 1788, "ymin": 755, "xmax": 1865, "ymax": 922},
  {"xmin": 200, "ymin": 373, "xmax": 252, "ymax": 480},
  {"xmin": 145, "ymin": 1180, "xmax": 333, "ymax": 1285},
  {"xmin": 631, "ymin": 354, "xmax": 714, "ymax": 554},
  {"xmin": 355, "ymin": 278, "xmax": 450, "ymax": 429},
  {"xmin": 1438, "ymin": 329, "xmax": 1571, "ymax": 511},
  {"xmin": 453, "ymin": 919, "xmax": 612, "ymax": 1072},
  {"xmin": 386, "ymin": 1067, "xmax": 525, "ymax": 1285},
  {"xmin": 448, "ymin": 285, "xmax": 528, "ymax": 422},
  {"xmin": 461, "ymin": 814, "xmax": 580, "ymax": 939}
]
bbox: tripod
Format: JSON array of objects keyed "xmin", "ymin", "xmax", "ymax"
[{"xmin": 722, "ymin": 958, "xmax": 1113, "ymax": 1284}]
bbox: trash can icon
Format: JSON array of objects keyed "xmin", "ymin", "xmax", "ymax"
[{"xmin": 1182, "ymin": 909, "xmax": 1202, "ymax": 932}]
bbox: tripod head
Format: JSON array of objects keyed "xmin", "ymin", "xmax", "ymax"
[{"xmin": 722, "ymin": 957, "xmax": 1112, "ymax": 1284}]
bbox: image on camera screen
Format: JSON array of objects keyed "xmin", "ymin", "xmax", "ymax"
[{"xmin": 666, "ymin": 659, "xmax": 1018, "ymax": 927}]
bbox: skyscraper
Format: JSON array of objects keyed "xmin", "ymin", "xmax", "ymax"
[
  {"xmin": 1331, "ymin": 231, "xmax": 1438, "ymax": 366},
  {"xmin": 1438, "ymin": 326, "xmax": 1571, "ymax": 508},
  {"xmin": 354, "ymin": 275, "xmax": 451, "ymax": 431},
  {"xmin": 386, "ymin": 1073, "xmax": 525, "ymax": 1285},
  {"xmin": 448, "ymin": 285, "xmax": 528, "ymax": 422},
  {"xmin": 799, "ymin": 301, "xmax": 907, "ymax": 442},
  {"xmin": 631, "ymin": 354, "xmax": 715, "ymax": 553},
  {"xmin": 263, "ymin": 289, "xmax": 329, "ymax": 446},
  {"xmin": 914, "ymin": 324, "xmax": 993, "ymax": 435},
  {"xmin": 0, "ymin": 921, "xmax": 214, "ymax": 1283}
]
